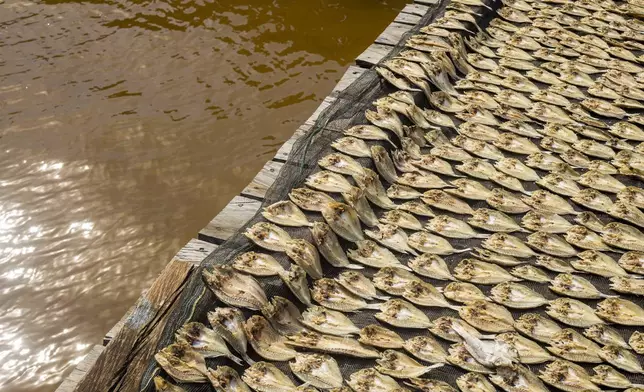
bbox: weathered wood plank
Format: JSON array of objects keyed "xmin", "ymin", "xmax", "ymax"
[
  {"xmin": 55, "ymin": 345, "xmax": 105, "ymax": 392},
  {"xmin": 415, "ymin": 0, "xmax": 438, "ymax": 4},
  {"xmin": 274, "ymin": 124, "xmax": 310, "ymax": 162},
  {"xmin": 73, "ymin": 260, "xmax": 195, "ymax": 392},
  {"xmin": 395, "ymin": 12, "xmax": 422, "ymax": 25},
  {"xmin": 199, "ymin": 196, "xmax": 262, "ymax": 243},
  {"xmin": 103, "ymin": 239, "xmax": 218, "ymax": 345},
  {"xmin": 241, "ymin": 160, "xmax": 284, "ymax": 199},
  {"xmin": 374, "ymin": 21, "xmax": 414, "ymax": 46},
  {"xmin": 402, "ymin": 3, "xmax": 430, "ymax": 15},
  {"xmin": 356, "ymin": 43, "xmax": 394, "ymax": 68},
  {"xmin": 331, "ymin": 65, "xmax": 366, "ymax": 95}
]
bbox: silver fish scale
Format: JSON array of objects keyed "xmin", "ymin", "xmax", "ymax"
[{"xmin": 151, "ymin": 1, "xmax": 644, "ymax": 391}]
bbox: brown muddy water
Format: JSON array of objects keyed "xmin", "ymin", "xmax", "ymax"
[{"xmin": 0, "ymin": 0, "xmax": 407, "ymax": 391}]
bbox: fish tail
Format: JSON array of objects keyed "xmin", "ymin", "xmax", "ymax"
[
  {"xmin": 474, "ymin": 233, "xmax": 491, "ymax": 239},
  {"xmin": 600, "ymin": 293, "xmax": 620, "ymax": 298},
  {"xmin": 364, "ymin": 302, "xmax": 383, "ymax": 311},
  {"xmin": 453, "ymin": 247, "xmax": 473, "ymax": 254},
  {"xmin": 228, "ymin": 353, "xmax": 245, "ymax": 366},
  {"xmin": 376, "ymin": 295, "xmax": 392, "ymax": 301},
  {"xmin": 345, "ymin": 263, "xmax": 365, "ymax": 270},
  {"xmin": 448, "ymin": 305, "xmax": 462, "ymax": 311}
]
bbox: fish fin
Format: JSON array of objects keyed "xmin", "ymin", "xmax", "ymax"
[
  {"xmin": 474, "ymin": 233, "xmax": 491, "ymax": 239},
  {"xmin": 453, "ymin": 247, "xmax": 473, "ymax": 254},
  {"xmin": 376, "ymin": 295, "xmax": 392, "ymax": 301},
  {"xmin": 345, "ymin": 263, "xmax": 365, "ymax": 270}
]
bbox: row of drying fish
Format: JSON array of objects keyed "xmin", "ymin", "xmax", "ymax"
[{"xmin": 153, "ymin": 0, "xmax": 644, "ymax": 390}]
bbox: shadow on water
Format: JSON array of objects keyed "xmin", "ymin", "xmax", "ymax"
[{"xmin": 0, "ymin": 0, "xmax": 407, "ymax": 390}]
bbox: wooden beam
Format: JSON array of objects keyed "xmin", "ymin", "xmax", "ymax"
[
  {"xmin": 241, "ymin": 160, "xmax": 284, "ymax": 199},
  {"xmin": 71, "ymin": 260, "xmax": 195, "ymax": 392},
  {"xmin": 199, "ymin": 196, "xmax": 262, "ymax": 243},
  {"xmin": 102, "ymin": 239, "xmax": 218, "ymax": 345},
  {"xmin": 331, "ymin": 65, "xmax": 367, "ymax": 95},
  {"xmin": 356, "ymin": 43, "xmax": 395, "ymax": 68},
  {"xmin": 374, "ymin": 22, "xmax": 414, "ymax": 46},
  {"xmin": 55, "ymin": 345, "xmax": 105, "ymax": 392},
  {"xmin": 402, "ymin": 3, "xmax": 431, "ymax": 15}
]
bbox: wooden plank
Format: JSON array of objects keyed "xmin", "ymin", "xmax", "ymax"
[
  {"xmin": 374, "ymin": 22, "xmax": 414, "ymax": 46},
  {"xmin": 331, "ymin": 66, "xmax": 366, "ymax": 95},
  {"xmin": 395, "ymin": 12, "xmax": 422, "ymax": 25},
  {"xmin": 241, "ymin": 160, "xmax": 284, "ymax": 199},
  {"xmin": 356, "ymin": 43, "xmax": 394, "ymax": 68},
  {"xmin": 55, "ymin": 345, "xmax": 105, "ymax": 392},
  {"xmin": 175, "ymin": 238, "xmax": 218, "ymax": 263},
  {"xmin": 103, "ymin": 239, "xmax": 218, "ymax": 345},
  {"xmin": 402, "ymin": 3, "xmax": 430, "ymax": 15},
  {"xmin": 199, "ymin": 196, "xmax": 262, "ymax": 243},
  {"xmin": 415, "ymin": 0, "xmax": 439, "ymax": 4},
  {"xmin": 274, "ymin": 123, "xmax": 311, "ymax": 162},
  {"xmin": 72, "ymin": 259, "xmax": 195, "ymax": 392}
]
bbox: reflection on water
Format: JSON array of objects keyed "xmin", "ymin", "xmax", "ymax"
[{"xmin": 0, "ymin": 0, "xmax": 407, "ymax": 390}]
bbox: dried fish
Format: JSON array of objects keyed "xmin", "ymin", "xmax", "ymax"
[
  {"xmin": 597, "ymin": 298, "xmax": 644, "ymax": 326},
  {"xmin": 208, "ymin": 308, "xmax": 254, "ymax": 364},
  {"xmin": 521, "ymin": 211, "xmax": 572, "ymax": 233},
  {"xmin": 486, "ymin": 189, "xmax": 531, "ymax": 214},
  {"xmin": 397, "ymin": 200, "xmax": 435, "ymax": 217},
  {"xmin": 490, "ymin": 364, "xmax": 549, "ymax": 392},
  {"xmin": 490, "ymin": 172, "xmax": 531, "ymax": 195},
  {"xmin": 500, "ymin": 76, "xmax": 540, "ymax": 94},
  {"xmin": 155, "ymin": 343, "xmax": 208, "ymax": 383},
  {"xmin": 403, "ymin": 280, "xmax": 459, "ymax": 310},
  {"xmin": 375, "ymin": 299, "xmax": 431, "ymax": 329},
  {"xmin": 515, "ymin": 313, "xmax": 562, "ymax": 344},
  {"xmin": 447, "ymin": 343, "xmax": 494, "ymax": 374},
  {"xmin": 445, "ymin": 179, "xmax": 491, "ymax": 201},
  {"xmin": 289, "ymin": 188, "xmax": 335, "ymax": 212},
  {"xmin": 245, "ymin": 222, "xmax": 292, "ymax": 252},
  {"xmin": 493, "ymin": 133, "xmax": 540, "ymax": 155},
  {"xmin": 387, "ymin": 184, "xmax": 422, "ymax": 200},
  {"xmin": 331, "ymin": 137, "xmax": 371, "ymax": 158},
  {"xmin": 260, "ymin": 296, "xmax": 306, "ymax": 336},
  {"xmin": 471, "ymin": 247, "xmax": 523, "ymax": 267},
  {"xmin": 457, "ymin": 372, "xmax": 496, "ymax": 392},
  {"xmin": 290, "ymin": 353, "xmax": 343, "ymax": 390},
  {"xmin": 347, "ymin": 368, "xmax": 405, "ymax": 392},
  {"xmin": 443, "ymin": 282, "xmax": 489, "ymax": 304},
  {"xmin": 571, "ymin": 188, "xmax": 613, "ymax": 213},
  {"xmin": 359, "ymin": 324, "xmax": 404, "ymax": 349},
  {"xmin": 422, "ymin": 190, "xmax": 475, "ymax": 215},
  {"xmin": 154, "ymin": 377, "xmax": 189, "ymax": 392},
  {"xmin": 592, "ymin": 365, "xmax": 639, "ymax": 389},
  {"xmin": 611, "ymin": 276, "xmax": 644, "ymax": 296},
  {"xmin": 430, "ymin": 316, "xmax": 494, "ymax": 343},
  {"xmin": 620, "ymin": 251, "xmax": 644, "ymax": 275},
  {"xmin": 630, "ymin": 332, "xmax": 644, "ymax": 355},
  {"xmin": 454, "ymin": 259, "xmax": 520, "ymax": 285},
  {"xmin": 496, "ymin": 333, "xmax": 554, "ymax": 364},
  {"xmin": 366, "ymin": 224, "xmax": 417, "ymax": 255},
  {"xmin": 526, "ymin": 152, "xmax": 565, "ymax": 171},
  {"xmin": 366, "ymin": 107, "xmax": 404, "ymax": 141},
  {"xmin": 412, "ymin": 155, "xmax": 460, "ymax": 177},
  {"xmin": 491, "ymin": 282, "xmax": 549, "ymax": 309},
  {"xmin": 564, "ymin": 225, "xmax": 612, "ymax": 251},
  {"xmin": 549, "ymin": 84, "xmax": 587, "ymax": 100},
  {"xmin": 611, "ymin": 122, "xmax": 644, "ymax": 142},
  {"xmin": 430, "ymin": 143, "xmax": 474, "ymax": 162},
  {"xmin": 482, "ymin": 233, "xmax": 535, "ymax": 258},
  {"xmin": 408, "ymin": 253, "xmax": 455, "ymax": 281},
  {"xmin": 377, "ymin": 67, "xmax": 421, "ymax": 94},
  {"xmin": 242, "ymin": 362, "xmax": 296, "ymax": 392},
  {"xmin": 547, "ymin": 298, "xmax": 605, "ymax": 327},
  {"xmin": 547, "ymin": 328, "xmax": 603, "ymax": 363},
  {"xmin": 585, "ymin": 324, "xmax": 630, "ymax": 349},
  {"xmin": 460, "ymin": 300, "xmax": 515, "ymax": 333},
  {"xmin": 233, "ymin": 252, "xmax": 285, "ymax": 277},
  {"xmin": 573, "ymin": 250, "xmax": 627, "ymax": 277},
  {"xmin": 455, "ymin": 158, "xmax": 497, "ymax": 180},
  {"xmin": 300, "ymin": 305, "xmax": 359, "ymax": 337},
  {"xmin": 468, "ymin": 208, "xmax": 523, "ymax": 233},
  {"xmin": 495, "ymin": 158, "xmax": 539, "ymax": 182},
  {"xmin": 287, "ymin": 331, "xmax": 381, "ymax": 359},
  {"xmin": 523, "ymin": 190, "xmax": 579, "ymax": 215},
  {"xmin": 608, "ymin": 201, "xmax": 644, "ymax": 228},
  {"xmin": 319, "ymin": 153, "xmax": 365, "ymax": 177},
  {"xmin": 536, "ymin": 174, "xmax": 580, "ymax": 197},
  {"xmin": 373, "ymin": 267, "xmax": 419, "ymax": 296},
  {"xmin": 539, "ymin": 360, "xmax": 599, "ymax": 392},
  {"xmin": 600, "ymin": 345, "xmax": 644, "ymax": 374},
  {"xmin": 408, "ymin": 231, "xmax": 469, "ymax": 255},
  {"xmin": 347, "ymin": 240, "xmax": 409, "ymax": 270},
  {"xmin": 426, "ymin": 215, "xmax": 489, "ymax": 239},
  {"xmin": 455, "ymin": 106, "xmax": 500, "ymax": 126},
  {"xmin": 284, "ymin": 239, "xmax": 322, "ymax": 279},
  {"xmin": 244, "ymin": 316, "xmax": 296, "ymax": 361},
  {"xmin": 204, "ymin": 267, "xmax": 268, "ymax": 311},
  {"xmin": 175, "ymin": 322, "xmax": 243, "ymax": 365},
  {"xmin": 306, "ymin": 170, "xmax": 353, "ymax": 194},
  {"xmin": 550, "ymin": 273, "xmax": 609, "ymax": 300},
  {"xmin": 311, "ymin": 278, "xmax": 380, "ymax": 312},
  {"xmin": 309, "ymin": 223, "xmax": 358, "ymax": 270},
  {"xmin": 377, "ymin": 349, "xmax": 443, "ymax": 379},
  {"xmin": 279, "ymin": 265, "xmax": 312, "ymax": 306}
]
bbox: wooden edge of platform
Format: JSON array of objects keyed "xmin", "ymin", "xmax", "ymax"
[
  {"xmin": 70, "ymin": 259, "xmax": 195, "ymax": 392},
  {"xmin": 59, "ymin": 2, "xmax": 438, "ymax": 391}
]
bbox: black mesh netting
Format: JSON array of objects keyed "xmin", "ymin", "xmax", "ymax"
[{"xmin": 136, "ymin": 1, "xmax": 644, "ymax": 390}]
